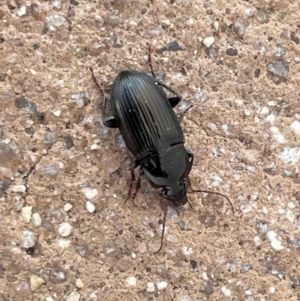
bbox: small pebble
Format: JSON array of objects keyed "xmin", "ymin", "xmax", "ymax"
[
  {"xmin": 147, "ymin": 282, "xmax": 155, "ymax": 292},
  {"xmin": 49, "ymin": 266, "xmax": 67, "ymax": 284},
  {"xmin": 221, "ymin": 286, "xmax": 231, "ymax": 296},
  {"xmin": 12, "ymin": 185, "xmax": 26, "ymax": 193},
  {"xmin": 86, "ymin": 201, "xmax": 95, "ymax": 213},
  {"xmin": 75, "ymin": 278, "xmax": 84, "ymax": 288},
  {"xmin": 101, "ymin": 154, "xmax": 120, "ymax": 173},
  {"xmin": 226, "ymin": 48, "xmax": 238, "ymax": 56},
  {"xmin": 66, "ymin": 290, "xmax": 80, "ymax": 301},
  {"xmin": 267, "ymin": 59, "xmax": 289, "ymax": 78},
  {"xmin": 21, "ymin": 206, "xmax": 32, "ymax": 223},
  {"xmin": 17, "ymin": 6, "xmax": 27, "ymax": 16},
  {"xmin": 290, "ymin": 120, "xmax": 300, "ymax": 136},
  {"xmin": 57, "ymin": 239, "xmax": 71, "ymax": 250},
  {"xmin": 53, "ymin": 109, "xmax": 61, "ymax": 117},
  {"xmin": 200, "ymin": 281, "xmax": 214, "ymax": 295},
  {"xmin": 64, "ymin": 203, "xmax": 73, "ymax": 211},
  {"xmin": 233, "ymin": 18, "xmax": 247, "ymax": 36},
  {"xmin": 90, "ymin": 292, "xmax": 98, "ymax": 301},
  {"xmin": 71, "ymin": 92, "xmax": 89, "ymax": 108},
  {"xmin": 182, "ymin": 246, "xmax": 193, "ymax": 255},
  {"xmin": 57, "ymin": 222, "xmax": 72, "ymax": 237},
  {"xmin": 46, "ymin": 14, "xmax": 66, "ymax": 28},
  {"xmin": 203, "ymin": 36, "xmax": 214, "ymax": 48},
  {"xmin": 279, "ymin": 147, "xmax": 300, "ymax": 165},
  {"xmin": 256, "ymin": 9, "xmax": 269, "ymax": 24},
  {"xmin": 157, "ymin": 281, "xmax": 168, "ymax": 290},
  {"xmin": 288, "ymin": 202, "xmax": 296, "ymax": 209},
  {"xmin": 266, "ymin": 230, "xmax": 284, "ymax": 250},
  {"xmin": 21, "ymin": 230, "xmax": 36, "ymax": 248},
  {"xmin": 32, "ymin": 213, "xmax": 42, "ymax": 226},
  {"xmin": 81, "ymin": 187, "xmax": 98, "ymax": 200},
  {"xmin": 240, "ymin": 264, "xmax": 252, "ymax": 273},
  {"xmin": 125, "ymin": 276, "xmax": 137, "ymax": 286},
  {"xmin": 30, "ymin": 275, "xmax": 45, "ymax": 291},
  {"xmin": 259, "ymin": 107, "xmax": 269, "ymax": 115},
  {"xmin": 147, "ymin": 25, "xmax": 163, "ymax": 36},
  {"xmin": 44, "ymin": 131, "xmax": 58, "ymax": 146}
]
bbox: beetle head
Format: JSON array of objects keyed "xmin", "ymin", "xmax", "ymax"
[
  {"xmin": 141, "ymin": 145, "xmax": 193, "ymax": 206},
  {"xmin": 161, "ymin": 180, "xmax": 188, "ymax": 206}
]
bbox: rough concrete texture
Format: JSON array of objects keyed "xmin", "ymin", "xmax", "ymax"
[{"xmin": 0, "ymin": 0, "xmax": 300, "ymax": 300}]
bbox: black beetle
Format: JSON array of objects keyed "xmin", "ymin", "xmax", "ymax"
[{"xmin": 91, "ymin": 48, "xmax": 233, "ymax": 252}]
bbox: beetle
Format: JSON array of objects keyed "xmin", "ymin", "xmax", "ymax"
[{"xmin": 91, "ymin": 48, "xmax": 233, "ymax": 252}]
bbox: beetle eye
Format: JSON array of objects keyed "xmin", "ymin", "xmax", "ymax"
[{"xmin": 162, "ymin": 189, "xmax": 168, "ymax": 198}]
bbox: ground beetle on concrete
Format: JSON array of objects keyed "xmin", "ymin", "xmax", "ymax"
[{"xmin": 91, "ymin": 48, "xmax": 234, "ymax": 252}]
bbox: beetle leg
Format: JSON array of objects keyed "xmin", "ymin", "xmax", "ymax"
[
  {"xmin": 102, "ymin": 98, "xmax": 119, "ymax": 128},
  {"xmin": 156, "ymin": 80, "xmax": 182, "ymax": 108},
  {"xmin": 147, "ymin": 47, "xmax": 182, "ymax": 108},
  {"xmin": 90, "ymin": 67, "xmax": 119, "ymax": 128},
  {"xmin": 148, "ymin": 46, "xmax": 156, "ymax": 79},
  {"xmin": 124, "ymin": 161, "xmax": 142, "ymax": 207}
]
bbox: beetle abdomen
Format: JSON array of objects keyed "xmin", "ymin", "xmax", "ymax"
[{"xmin": 110, "ymin": 70, "xmax": 184, "ymax": 159}]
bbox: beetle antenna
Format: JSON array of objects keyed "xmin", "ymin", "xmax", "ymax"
[
  {"xmin": 148, "ymin": 46, "xmax": 156, "ymax": 79},
  {"xmin": 90, "ymin": 67, "xmax": 105, "ymax": 98},
  {"xmin": 189, "ymin": 188, "xmax": 234, "ymax": 213}
]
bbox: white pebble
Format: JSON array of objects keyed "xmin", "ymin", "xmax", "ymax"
[
  {"xmin": 131, "ymin": 253, "xmax": 136, "ymax": 259},
  {"xmin": 11, "ymin": 185, "xmax": 26, "ymax": 193},
  {"xmin": 259, "ymin": 107, "xmax": 269, "ymax": 115},
  {"xmin": 64, "ymin": 203, "xmax": 73, "ymax": 211},
  {"xmin": 244, "ymin": 109, "xmax": 251, "ymax": 116},
  {"xmin": 253, "ymin": 236, "xmax": 261, "ymax": 246},
  {"xmin": 57, "ymin": 222, "xmax": 73, "ymax": 237},
  {"xmin": 157, "ymin": 281, "xmax": 168, "ymax": 290},
  {"xmin": 182, "ymin": 246, "xmax": 193, "ymax": 255},
  {"xmin": 30, "ymin": 274, "xmax": 45, "ymax": 291},
  {"xmin": 288, "ymin": 202, "xmax": 295, "ymax": 209},
  {"xmin": 125, "ymin": 276, "xmax": 137, "ymax": 286},
  {"xmin": 57, "ymin": 239, "xmax": 71, "ymax": 249},
  {"xmin": 203, "ymin": 36, "xmax": 215, "ymax": 48},
  {"xmin": 266, "ymin": 230, "xmax": 284, "ymax": 250},
  {"xmin": 279, "ymin": 147, "xmax": 300, "ymax": 165},
  {"xmin": 75, "ymin": 279, "xmax": 84, "ymax": 288},
  {"xmin": 81, "ymin": 187, "xmax": 98, "ymax": 200},
  {"xmin": 17, "ymin": 5, "xmax": 26, "ymax": 16},
  {"xmin": 32, "ymin": 213, "xmax": 42, "ymax": 226},
  {"xmin": 270, "ymin": 126, "xmax": 285, "ymax": 143},
  {"xmin": 66, "ymin": 291, "xmax": 80, "ymax": 301},
  {"xmin": 221, "ymin": 286, "xmax": 231, "ymax": 296},
  {"xmin": 53, "ymin": 109, "xmax": 61, "ymax": 117},
  {"xmin": 290, "ymin": 120, "xmax": 300, "ymax": 136},
  {"xmin": 147, "ymin": 282, "xmax": 155, "ymax": 292},
  {"xmin": 269, "ymin": 286, "xmax": 275, "ymax": 294},
  {"xmin": 21, "ymin": 229, "xmax": 36, "ymax": 248},
  {"xmin": 268, "ymin": 100, "xmax": 277, "ymax": 106},
  {"xmin": 86, "ymin": 201, "xmax": 96, "ymax": 213},
  {"xmin": 21, "ymin": 206, "xmax": 32, "ymax": 222},
  {"xmin": 235, "ymin": 99, "xmax": 244, "ymax": 106},
  {"xmin": 90, "ymin": 292, "xmax": 98, "ymax": 301}
]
